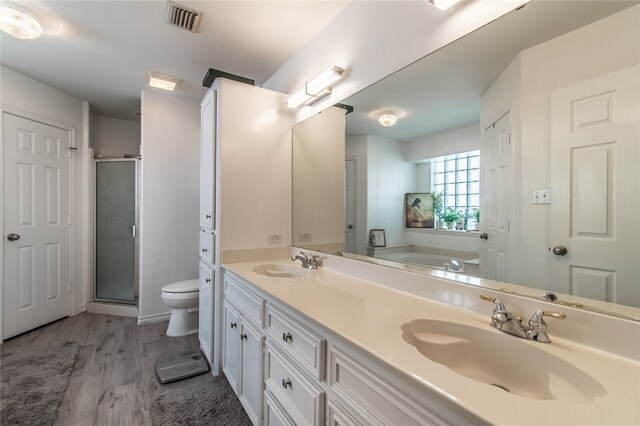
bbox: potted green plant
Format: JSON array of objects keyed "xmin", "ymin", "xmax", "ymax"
[
  {"xmin": 441, "ymin": 208, "xmax": 460, "ymax": 230},
  {"xmin": 469, "ymin": 208, "xmax": 480, "ymax": 230},
  {"xmin": 431, "ymin": 192, "xmax": 444, "ymax": 228}
]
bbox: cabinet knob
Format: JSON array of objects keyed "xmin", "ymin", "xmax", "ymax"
[
  {"xmin": 282, "ymin": 378, "xmax": 292, "ymax": 389},
  {"xmin": 282, "ymin": 332, "xmax": 292, "ymax": 342},
  {"xmin": 479, "ymin": 233, "xmax": 488, "ymax": 240},
  {"xmin": 205, "ymin": 278, "xmax": 211, "ymax": 283},
  {"xmin": 205, "ymin": 214, "xmax": 211, "ymax": 219},
  {"xmin": 202, "ymin": 248, "xmax": 208, "ymax": 253},
  {"xmin": 230, "ymin": 322, "xmax": 237, "ymax": 329},
  {"xmin": 240, "ymin": 333, "xmax": 247, "ymax": 340}
]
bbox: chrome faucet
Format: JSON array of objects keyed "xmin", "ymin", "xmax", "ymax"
[
  {"xmin": 291, "ymin": 251, "xmax": 320, "ymax": 269},
  {"xmin": 480, "ymin": 294, "xmax": 566, "ymax": 343},
  {"xmin": 443, "ymin": 260, "xmax": 461, "ymax": 271}
]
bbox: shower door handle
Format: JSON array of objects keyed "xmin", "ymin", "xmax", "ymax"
[{"xmin": 132, "ymin": 225, "xmax": 136, "ymax": 238}]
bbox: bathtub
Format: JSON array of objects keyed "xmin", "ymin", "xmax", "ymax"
[{"xmin": 376, "ymin": 252, "xmax": 465, "ymax": 272}]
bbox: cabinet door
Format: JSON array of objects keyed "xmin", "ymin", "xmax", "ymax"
[
  {"xmin": 223, "ymin": 301, "xmax": 241, "ymax": 393},
  {"xmin": 198, "ymin": 261, "xmax": 214, "ymax": 361},
  {"xmin": 239, "ymin": 320, "xmax": 265, "ymax": 426},
  {"xmin": 200, "ymin": 89, "xmax": 215, "ymax": 229}
]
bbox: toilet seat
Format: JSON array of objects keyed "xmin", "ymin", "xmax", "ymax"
[{"xmin": 162, "ymin": 279, "xmax": 199, "ymax": 293}]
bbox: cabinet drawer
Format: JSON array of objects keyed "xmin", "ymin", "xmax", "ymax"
[
  {"xmin": 265, "ymin": 389, "xmax": 295, "ymax": 426},
  {"xmin": 199, "ymin": 229, "xmax": 214, "ymax": 264},
  {"xmin": 265, "ymin": 342, "xmax": 324, "ymax": 426},
  {"xmin": 266, "ymin": 303, "xmax": 326, "ymax": 380},
  {"xmin": 224, "ymin": 275, "xmax": 265, "ymax": 327},
  {"xmin": 329, "ymin": 347, "xmax": 438, "ymax": 426}
]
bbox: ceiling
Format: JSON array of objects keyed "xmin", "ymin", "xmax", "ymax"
[
  {"xmin": 343, "ymin": 1, "xmax": 637, "ymax": 142},
  {"xmin": 0, "ymin": 0, "xmax": 349, "ymax": 121}
]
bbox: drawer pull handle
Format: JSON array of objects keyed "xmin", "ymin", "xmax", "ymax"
[
  {"xmin": 282, "ymin": 332, "xmax": 292, "ymax": 342},
  {"xmin": 205, "ymin": 278, "xmax": 211, "ymax": 283},
  {"xmin": 240, "ymin": 333, "xmax": 247, "ymax": 340},
  {"xmin": 202, "ymin": 248, "xmax": 208, "ymax": 253},
  {"xmin": 205, "ymin": 214, "xmax": 211, "ymax": 219},
  {"xmin": 230, "ymin": 322, "xmax": 237, "ymax": 329},
  {"xmin": 282, "ymin": 378, "xmax": 292, "ymax": 389}
]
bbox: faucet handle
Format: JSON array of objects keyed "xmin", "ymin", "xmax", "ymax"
[
  {"xmin": 479, "ymin": 294, "xmax": 496, "ymax": 303},
  {"xmin": 539, "ymin": 310, "xmax": 567, "ymax": 320}
]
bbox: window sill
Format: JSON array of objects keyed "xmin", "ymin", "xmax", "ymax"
[{"xmin": 405, "ymin": 228, "xmax": 479, "ymax": 237}]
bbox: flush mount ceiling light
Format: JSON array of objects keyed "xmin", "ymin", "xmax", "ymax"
[
  {"xmin": 0, "ymin": 5, "xmax": 43, "ymax": 39},
  {"xmin": 148, "ymin": 71, "xmax": 180, "ymax": 91},
  {"xmin": 378, "ymin": 112, "xmax": 398, "ymax": 127},
  {"xmin": 429, "ymin": 0, "xmax": 462, "ymax": 11},
  {"xmin": 286, "ymin": 66, "xmax": 345, "ymax": 108}
]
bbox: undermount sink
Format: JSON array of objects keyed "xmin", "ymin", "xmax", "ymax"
[
  {"xmin": 402, "ymin": 319, "xmax": 606, "ymax": 403},
  {"xmin": 252, "ymin": 263, "xmax": 310, "ymax": 279}
]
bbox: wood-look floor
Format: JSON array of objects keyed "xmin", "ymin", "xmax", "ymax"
[{"xmin": 1, "ymin": 312, "xmax": 201, "ymax": 425}]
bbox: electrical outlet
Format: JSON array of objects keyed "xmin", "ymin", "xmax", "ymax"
[
  {"xmin": 299, "ymin": 233, "xmax": 312, "ymax": 242},
  {"xmin": 532, "ymin": 189, "xmax": 551, "ymax": 204},
  {"xmin": 268, "ymin": 234, "xmax": 282, "ymax": 244}
]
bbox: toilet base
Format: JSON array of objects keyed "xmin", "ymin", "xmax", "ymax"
[{"xmin": 166, "ymin": 308, "xmax": 199, "ymax": 337}]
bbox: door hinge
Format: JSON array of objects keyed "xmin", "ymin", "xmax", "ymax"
[
  {"xmin": 67, "ymin": 282, "xmax": 72, "ymax": 293},
  {"xmin": 67, "ymin": 146, "xmax": 77, "ymax": 158},
  {"xmin": 68, "ymin": 215, "xmax": 73, "ymax": 225}
]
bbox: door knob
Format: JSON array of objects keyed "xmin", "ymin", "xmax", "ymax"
[
  {"xmin": 479, "ymin": 233, "xmax": 488, "ymax": 240},
  {"xmin": 7, "ymin": 233, "xmax": 20, "ymax": 241},
  {"xmin": 552, "ymin": 245, "xmax": 568, "ymax": 256},
  {"xmin": 347, "ymin": 224, "xmax": 353, "ymax": 229}
]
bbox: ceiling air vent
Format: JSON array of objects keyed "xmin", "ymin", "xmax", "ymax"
[{"xmin": 166, "ymin": 1, "xmax": 203, "ymax": 33}]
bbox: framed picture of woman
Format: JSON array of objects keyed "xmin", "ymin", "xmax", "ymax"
[{"xmin": 405, "ymin": 193, "xmax": 435, "ymax": 228}]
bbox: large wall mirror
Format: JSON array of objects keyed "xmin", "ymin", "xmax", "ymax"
[{"xmin": 292, "ymin": 1, "xmax": 640, "ymax": 319}]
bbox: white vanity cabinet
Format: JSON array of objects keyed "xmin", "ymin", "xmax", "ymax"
[
  {"xmin": 199, "ymin": 79, "xmax": 291, "ymax": 375},
  {"xmin": 223, "ymin": 275, "xmax": 266, "ymax": 426}
]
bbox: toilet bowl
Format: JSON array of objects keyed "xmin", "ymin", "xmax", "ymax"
[{"xmin": 161, "ymin": 279, "xmax": 199, "ymax": 337}]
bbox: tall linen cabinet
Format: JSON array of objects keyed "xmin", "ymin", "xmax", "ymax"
[{"xmin": 199, "ymin": 79, "xmax": 292, "ymax": 376}]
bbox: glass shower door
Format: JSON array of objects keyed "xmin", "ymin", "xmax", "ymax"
[{"xmin": 95, "ymin": 160, "xmax": 137, "ymax": 304}]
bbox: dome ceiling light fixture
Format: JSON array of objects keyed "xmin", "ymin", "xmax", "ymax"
[
  {"xmin": 378, "ymin": 112, "xmax": 398, "ymax": 127},
  {"xmin": 0, "ymin": 5, "xmax": 43, "ymax": 40}
]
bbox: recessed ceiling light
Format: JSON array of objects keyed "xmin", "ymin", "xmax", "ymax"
[
  {"xmin": 429, "ymin": 0, "xmax": 462, "ymax": 11},
  {"xmin": 148, "ymin": 71, "xmax": 179, "ymax": 91},
  {"xmin": 0, "ymin": 6, "xmax": 43, "ymax": 40},
  {"xmin": 378, "ymin": 112, "xmax": 398, "ymax": 127}
]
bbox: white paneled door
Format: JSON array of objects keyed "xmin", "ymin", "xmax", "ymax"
[
  {"xmin": 3, "ymin": 113, "xmax": 71, "ymax": 339},
  {"xmin": 480, "ymin": 111, "xmax": 512, "ymax": 283},
  {"xmin": 550, "ymin": 65, "xmax": 640, "ymax": 307}
]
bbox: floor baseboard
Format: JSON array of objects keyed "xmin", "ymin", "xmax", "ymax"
[{"xmin": 138, "ymin": 312, "xmax": 171, "ymax": 325}]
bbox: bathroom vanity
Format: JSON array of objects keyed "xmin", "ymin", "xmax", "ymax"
[{"xmin": 220, "ymin": 252, "xmax": 640, "ymax": 426}]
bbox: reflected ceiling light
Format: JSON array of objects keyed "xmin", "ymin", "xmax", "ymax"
[
  {"xmin": 286, "ymin": 66, "xmax": 345, "ymax": 108},
  {"xmin": 148, "ymin": 71, "xmax": 179, "ymax": 91},
  {"xmin": 429, "ymin": 0, "xmax": 462, "ymax": 11},
  {"xmin": 0, "ymin": 6, "xmax": 43, "ymax": 39},
  {"xmin": 378, "ymin": 112, "xmax": 398, "ymax": 127}
]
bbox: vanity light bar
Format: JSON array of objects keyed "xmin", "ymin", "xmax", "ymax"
[
  {"xmin": 429, "ymin": 0, "xmax": 462, "ymax": 11},
  {"xmin": 286, "ymin": 66, "xmax": 345, "ymax": 108}
]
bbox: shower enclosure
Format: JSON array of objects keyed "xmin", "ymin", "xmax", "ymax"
[{"xmin": 94, "ymin": 159, "xmax": 139, "ymax": 305}]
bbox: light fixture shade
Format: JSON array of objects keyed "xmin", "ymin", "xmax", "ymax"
[
  {"xmin": 0, "ymin": 6, "xmax": 43, "ymax": 40},
  {"xmin": 286, "ymin": 86, "xmax": 313, "ymax": 108},
  {"xmin": 378, "ymin": 113, "xmax": 398, "ymax": 127},
  {"xmin": 306, "ymin": 66, "xmax": 344, "ymax": 96},
  {"xmin": 429, "ymin": 0, "xmax": 462, "ymax": 11},
  {"xmin": 148, "ymin": 71, "xmax": 179, "ymax": 91}
]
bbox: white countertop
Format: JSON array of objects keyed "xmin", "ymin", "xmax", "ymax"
[{"xmin": 223, "ymin": 259, "xmax": 640, "ymax": 426}]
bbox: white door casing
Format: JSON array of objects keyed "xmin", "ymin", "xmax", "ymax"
[
  {"xmin": 3, "ymin": 113, "xmax": 71, "ymax": 339},
  {"xmin": 345, "ymin": 159, "xmax": 356, "ymax": 253},
  {"xmin": 550, "ymin": 65, "xmax": 640, "ymax": 307},
  {"xmin": 480, "ymin": 111, "xmax": 512, "ymax": 282}
]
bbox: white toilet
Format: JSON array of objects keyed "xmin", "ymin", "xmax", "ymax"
[{"xmin": 161, "ymin": 279, "xmax": 199, "ymax": 337}]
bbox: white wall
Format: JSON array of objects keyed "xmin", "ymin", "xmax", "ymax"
[
  {"xmin": 0, "ymin": 66, "xmax": 92, "ymax": 319},
  {"xmin": 92, "ymin": 115, "xmax": 140, "ymax": 157},
  {"xmin": 480, "ymin": 5, "xmax": 640, "ymax": 290},
  {"xmin": 367, "ymin": 136, "xmax": 416, "ymax": 247},
  {"xmin": 139, "ymin": 91, "xmax": 200, "ymax": 321},
  {"xmin": 403, "ymin": 123, "xmax": 481, "ymax": 162},
  {"xmin": 292, "ymin": 107, "xmax": 345, "ymax": 247},
  {"xmin": 264, "ymin": 1, "xmax": 521, "ymax": 124}
]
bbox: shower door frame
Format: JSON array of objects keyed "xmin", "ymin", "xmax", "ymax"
[{"xmin": 93, "ymin": 158, "xmax": 140, "ymax": 306}]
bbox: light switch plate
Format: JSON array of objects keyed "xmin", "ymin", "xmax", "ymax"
[
  {"xmin": 268, "ymin": 234, "xmax": 282, "ymax": 244},
  {"xmin": 532, "ymin": 189, "xmax": 551, "ymax": 204},
  {"xmin": 299, "ymin": 233, "xmax": 312, "ymax": 242}
]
